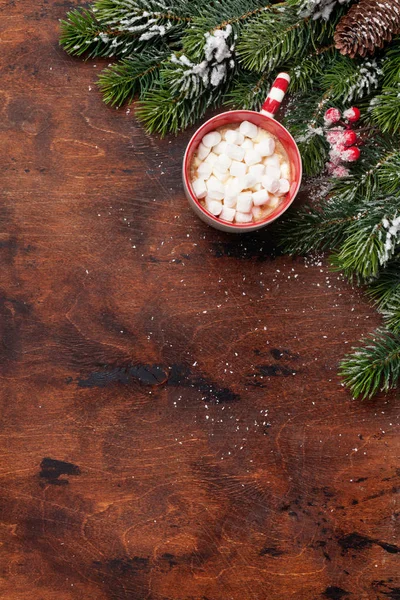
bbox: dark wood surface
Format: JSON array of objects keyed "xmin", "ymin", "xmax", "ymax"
[{"xmin": 1, "ymin": 2, "xmax": 399, "ymax": 599}]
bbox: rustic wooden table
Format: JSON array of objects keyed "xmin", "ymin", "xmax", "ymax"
[{"xmin": 1, "ymin": 2, "xmax": 399, "ymax": 599}]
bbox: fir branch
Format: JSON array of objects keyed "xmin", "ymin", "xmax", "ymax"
[
  {"xmin": 97, "ymin": 50, "xmax": 168, "ymax": 105},
  {"xmin": 224, "ymin": 69, "xmax": 273, "ymax": 110},
  {"xmin": 322, "ymin": 55, "xmax": 383, "ymax": 103},
  {"xmin": 237, "ymin": 5, "xmax": 336, "ymax": 72},
  {"xmin": 329, "ymin": 142, "xmax": 400, "ymax": 203},
  {"xmin": 287, "ymin": 46, "xmax": 335, "ymax": 93},
  {"xmin": 368, "ymin": 256, "xmax": 400, "ymax": 311},
  {"xmin": 370, "ymin": 88, "xmax": 400, "ymax": 134},
  {"xmin": 339, "ymin": 328, "xmax": 400, "ymax": 399},
  {"xmin": 331, "ymin": 201, "xmax": 400, "ymax": 280},
  {"xmin": 283, "ymin": 92, "xmax": 331, "ymax": 176},
  {"xmin": 383, "ymin": 36, "xmax": 400, "ymax": 87},
  {"xmin": 60, "ymin": 8, "xmax": 115, "ymax": 58},
  {"xmin": 182, "ymin": 0, "xmax": 271, "ymax": 59}
]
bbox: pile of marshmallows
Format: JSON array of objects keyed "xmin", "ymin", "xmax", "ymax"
[{"xmin": 191, "ymin": 120, "xmax": 291, "ymax": 224}]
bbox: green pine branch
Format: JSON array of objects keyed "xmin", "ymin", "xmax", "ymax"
[
  {"xmin": 370, "ymin": 88, "xmax": 400, "ymax": 134},
  {"xmin": 224, "ymin": 69, "xmax": 273, "ymax": 110},
  {"xmin": 98, "ymin": 50, "xmax": 168, "ymax": 105},
  {"xmin": 339, "ymin": 328, "xmax": 400, "ymax": 399},
  {"xmin": 322, "ymin": 55, "xmax": 383, "ymax": 103}
]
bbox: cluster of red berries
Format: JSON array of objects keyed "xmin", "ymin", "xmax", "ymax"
[{"xmin": 323, "ymin": 107, "xmax": 361, "ymax": 178}]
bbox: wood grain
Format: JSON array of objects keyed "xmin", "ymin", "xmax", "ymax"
[{"xmin": 0, "ymin": 2, "xmax": 398, "ymax": 599}]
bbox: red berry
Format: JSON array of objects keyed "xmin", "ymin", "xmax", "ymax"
[
  {"xmin": 343, "ymin": 129, "xmax": 357, "ymax": 146},
  {"xmin": 326, "ymin": 161, "xmax": 336, "ymax": 174},
  {"xmin": 343, "ymin": 107, "xmax": 361, "ymax": 123},
  {"xmin": 342, "ymin": 146, "xmax": 361, "ymax": 162},
  {"xmin": 326, "ymin": 129, "xmax": 344, "ymax": 145},
  {"xmin": 324, "ymin": 107, "xmax": 341, "ymax": 125}
]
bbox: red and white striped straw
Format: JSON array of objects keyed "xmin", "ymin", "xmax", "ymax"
[{"xmin": 261, "ymin": 73, "xmax": 291, "ymax": 119}]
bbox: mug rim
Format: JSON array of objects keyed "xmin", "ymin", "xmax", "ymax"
[{"xmin": 183, "ymin": 109, "xmax": 302, "ymax": 230}]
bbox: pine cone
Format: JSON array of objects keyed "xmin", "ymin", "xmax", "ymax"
[{"xmin": 334, "ymin": 0, "xmax": 400, "ymax": 58}]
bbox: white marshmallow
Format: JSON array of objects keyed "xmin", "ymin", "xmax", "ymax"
[
  {"xmin": 252, "ymin": 189, "xmax": 269, "ymax": 206},
  {"xmin": 242, "ymin": 139, "xmax": 254, "ymax": 151},
  {"xmin": 220, "ymin": 206, "xmax": 236, "ymax": 222},
  {"xmin": 243, "ymin": 172, "xmax": 257, "ymax": 189},
  {"xmin": 206, "ymin": 176, "xmax": 225, "ymax": 200},
  {"xmin": 277, "ymin": 178, "xmax": 290, "ymax": 195},
  {"xmin": 224, "ymin": 195, "xmax": 237, "ymax": 208},
  {"xmin": 239, "ymin": 120, "xmax": 258, "ymax": 139},
  {"xmin": 235, "ymin": 211, "xmax": 253, "ymax": 223},
  {"xmin": 261, "ymin": 174, "xmax": 280, "ymax": 194},
  {"xmin": 264, "ymin": 154, "xmax": 280, "ymax": 168},
  {"xmin": 213, "ymin": 140, "xmax": 228, "ymax": 155},
  {"xmin": 237, "ymin": 193, "xmax": 253, "ymax": 213},
  {"xmin": 197, "ymin": 162, "xmax": 212, "ymax": 179},
  {"xmin": 252, "ymin": 206, "xmax": 264, "ymax": 220},
  {"xmin": 254, "ymin": 183, "xmax": 262, "ymax": 191},
  {"xmin": 204, "ymin": 152, "xmax": 218, "ymax": 166},
  {"xmin": 192, "ymin": 178, "xmax": 207, "ymax": 198},
  {"xmin": 212, "ymin": 167, "xmax": 230, "ymax": 183},
  {"xmin": 226, "ymin": 143, "xmax": 245, "ymax": 162},
  {"xmin": 197, "ymin": 142, "xmax": 210, "ymax": 160},
  {"xmin": 255, "ymin": 138, "xmax": 275, "ymax": 157},
  {"xmin": 216, "ymin": 153, "xmax": 232, "ymax": 171},
  {"xmin": 224, "ymin": 179, "xmax": 241, "ymax": 202},
  {"xmin": 236, "ymin": 177, "xmax": 247, "ymax": 192},
  {"xmin": 244, "ymin": 149, "xmax": 262, "ymax": 166},
  {"xmin": 224, "ymin": 130, "xmax": 245, "ymax": 145},
  {"xmin": 268, "ymin": 195, "xmax": 280, "ymax": 208},
  {"xmin": 249, "ymin": 164, "xmax": 265, "ymax": 181},
  {"xmin": 202, "ymin": 131, "xmax": 221, "ymax": 148},
  {"xmin": 255, "ymin": 128, "xmax": 272, "ymax": 143},
  {"xmin": 280, "ymin": 161, "xmax": 291, "ymax": 179},
  {"xmin": 230, "ymin": 160, "xmax": 247, "ymax": 178},
  {"xmin": 265, "ymin": 165, "xmax": 281, "ymax": 180},
  {"xmin": 206, "ymin": 198, "xmax": 223, "ymax": 215}
]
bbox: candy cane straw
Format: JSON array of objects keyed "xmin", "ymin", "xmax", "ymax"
[{"xmin": 261, "ymin": 73, "xmax": 291, "ymax": 119}]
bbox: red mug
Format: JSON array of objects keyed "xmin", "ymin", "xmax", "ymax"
[{"xmin": 182, "ymin": 73, "xmax": 302, "ymax": 232}]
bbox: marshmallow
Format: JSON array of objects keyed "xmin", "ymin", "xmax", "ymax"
[
  {"xmin": 243, "ymin": 172, "xmax": 257, "ymax": 189},
  {"xmin": 204, "ymin": 152, "xmax": 218, "ymax": 166},
  {"xmin": 216, "ymin": 153, "xmax": 232, "ymax": 171},
  {"xmin": 256, "ymin": 138, "xmax": 275, "ymax": 157},
  {"xmin": 265, "ymin": 165, "xmax": 281, "ymax": 180},
  {"xmin": 249, "ymin": 164, "xmax": 265, "ymax": 181},
  {"xmin": 206, "ymin": 198, "xmax": 223, "ymax": 215},
  {"xmin": 197, "ymin": 142, "xmax": 210, "ymax": 160},
  {"xmin": 264, "ymin": 154, "xmax": 280, "ymax": 168},
  {"xmin": 192, "ymin": 178, "xmax": 207, "ymax": 198},
  {"xmin": 268, "ymin": 195, "xmax": 280, "ymax": 208},
  {"xmin": 236, "ymin": 177, "xmax": 247, "ymax": 193},
  {"xmin": 237, "ymin": 192, "xmax": 253, "ymax": 213},
  {"xmin": 226, "ymin": 143, "xmax": 245, "ymax": 162},
  {"xmin": 235, "ymin": 211, "xmax": 253, "ymax": 223},
  {"xmin": 244, "ymin": 149, "xmax": 262, "ymax": 166},
  {"xmin": 261, "ymin": 174, "xmax": 280, "ymax": 194},
  {"xmin": 230, "ymin": 160, "xmax": 247, "ymax": 178},
  {"xmin": 224, "ymin": 195, "xmax": 237, "ymax": 208},
  {"xmin": 280, "ymin": 161, "xmax": 291, "ymax": 179},
  {"xmin": 206, "ymin": 176, "xmax": 225, "ymax": 200},
  {"xmin": 254, "ymin": 183, "xmax": 262, "ymax": 191},
  {"xmin": 255, "ymin": 128, "xmax": 272, "ymax": 143},
  {"xmin": 242, "ymin": 139, "xmax": 254, "ymax": 151},
  {"xmin": 277, "ymin": 178, "xmax": 290, "ymax": 195},
  {"xmin": 239, "ymin": 120, "xmax": 258, "ymax": 139},
  {"xmin": 202, "ymin": 131, "xmax": 221, "ymax": 148},
  {"xmin": 212, "ymin": 167, "xmax": 230, "ymax": 183},
  {"xmin": 224, "ymin": 130, "xmax": 245, "ymax": 145},
  {"xmin": 252, "ymin": 206, "xmax": 264, "ymax": 220},
  {"xmin": 220, "ymin": 206, "xmax": 236, "ymax": 222},
  {"xmin": 213, "ymin": 140, "xmax": 228, "ymax": 155},
  {"xmin": 197, "ymin": 162, "xmax": 212, "ymax": 179},
  {"xmin": 252, "ymin": 189, "xmax": 269, "ymax": 206}
]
